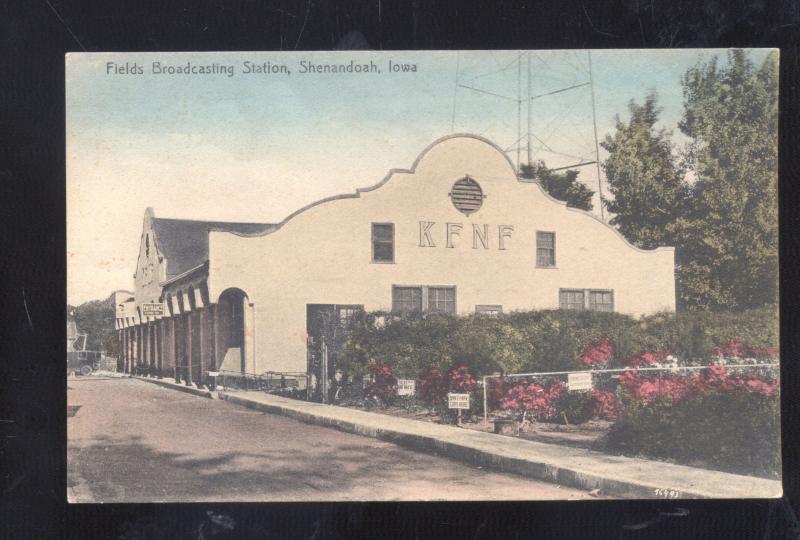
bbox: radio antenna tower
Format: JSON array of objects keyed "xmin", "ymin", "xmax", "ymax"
[{"xmin": 453, "ymin": 50, "xmax": 607, "ymax": 220}]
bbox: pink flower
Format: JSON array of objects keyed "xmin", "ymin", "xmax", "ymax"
[
  {"xmin": 591, "ymin": 389, "xmax": 623, "ymax": 420},
  {"xmin": 364, "ymin": 362, "xmax": 397, "ymax": 401},
  {"xmin": 449, "ymin": 364, "xmax": 477, "ymax": 392},
  {"xmin": 579, "ymin": 337, "xmax": 615, "ymax": 367},
  {"xmin": 713, "ymin": 339, "xmax": 747, "ymax": 359},
  {"xmin": 500, "ymin": 380, "xmax": 564, "ymax": 420}
]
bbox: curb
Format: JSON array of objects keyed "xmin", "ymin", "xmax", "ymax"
[
  {"xmin": 134, "ymin": 376, "xmax": 216, "ymax": 399},
  {"xmin": 218, "ymin": 391, "xmax": 782, "ymax": 500}
]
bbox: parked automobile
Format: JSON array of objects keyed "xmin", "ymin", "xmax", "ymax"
[{"xmin": 67, "ymin": 351, "xmax": 101, "ymax": 376}]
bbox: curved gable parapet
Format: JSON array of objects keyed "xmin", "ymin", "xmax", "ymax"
[
  {"xmin": 218, "ymin": 134, "xmax": 511, "ymax": 238},
  {"xmin": 213, "ymin": 133, "xmax": 674, "ymax": 254}
]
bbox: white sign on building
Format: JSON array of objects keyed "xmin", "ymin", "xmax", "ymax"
[
  {"xmin": 142, "ymin": 303, "xmax": 164, "ymax": 317},
  {"xmin": 567, "ymin": 371, "xmax": 593, "ymax": 392},
  {"xmin": 397, "ymin": 379, "xmax": 416, "ymax": 396},
  {"xmin": 447, "ymin": 393, "xmax": 471, "ymax": 409}
]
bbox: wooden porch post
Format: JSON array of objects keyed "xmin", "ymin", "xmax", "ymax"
[
  {"xmin": 153, "ymin": 320, "xmax": 160, "ymax": 376},
  {"xmin": 145, "ymin": 323, "xmax": 151, "ymax": 374},
  {"xmin": 159, "ymin": 319, "xmax": 166, "ymax": 377},
  {"xmin": 198, "ymin": 308, "xmax": 206, "ymax": 387},
  {"xmin": 173, "ymin": 317, "xmax": 181, "ymax": 383},
  {"xmin": 185, "ymin": 313, "xmax": 193, "ymax": 386},
  {"xmin": 211, "ymin": 304, "xmax": 219, "ymax": 371},
  {"xmin": 133, "ymin": 325, "xmax": 139, "ymax": 374},
  {"xmin": 121, "ymin": 328, "xmax": 127, "ymax": 373}
]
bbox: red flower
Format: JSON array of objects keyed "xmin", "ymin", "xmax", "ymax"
[
  {"xmin": 499, "ymin": 380, "xmax": 565, "ymax": 420},
  {"xmin": 744, "ymin": 346, "xmax": 779, "ymax": 360},
  {"xmin": 590, "ymin": 389, "xmax": 623, "ymax": 420},
  {"xmin": 418, "ymin": 367, "xmax": 446, "ymax": 403},
  {"xmin": 579, "ymin": 337, "xmax": 615, "ymax": 367},
  {"xmin": 449, "ymin": 364, "xmax": 477, "ymax": 392},
  {"xmin": 364, "ymin": 362, "xmax": 397, "ymax": 401},
  {"xmin": 618, "ymin": 365, "xmax": 778, "ymax": 404},
  {"xmin": 713, "ymin": 339, "xmax": 746, "ymax": 359}
]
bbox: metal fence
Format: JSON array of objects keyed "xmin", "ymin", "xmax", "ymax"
[{"xmin": 213, "ymin": 369, "xmax": 308, "ymax": 397}]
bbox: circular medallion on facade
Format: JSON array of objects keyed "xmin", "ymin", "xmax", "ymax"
[{"xmin": 449, "ymin": 176, "xmax": 485, "ymax": 215}]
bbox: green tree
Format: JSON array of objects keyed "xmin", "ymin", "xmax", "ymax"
[
  {"xmin": 520, "ymin": 161, "xmax": 594, "ymax": 211},
  {"xmin": 677, "ymin": 50, "xmax": 778, "ymax": 310},
  {"xmin": 601, "ymin": 93, "xmax": 689, "ymax": 250},
  {"xmin": 72, "ymin": 294, "xmax": 118, "ymax": 354}
]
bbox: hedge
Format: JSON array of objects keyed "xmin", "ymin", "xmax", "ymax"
[
  {"xmin": 604, "ymin": 390, "xmax": 781, "ymax": 478},
  {"xmin": 335, "ymin": 305, "xmax": 778, "ymax": 380}
]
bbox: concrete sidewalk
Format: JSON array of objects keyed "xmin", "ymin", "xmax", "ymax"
[
  {"xmin": 216, "ymin": 390, "xmax": 782, "ymax": 500},
  {"xmin": 132, "ymin": 375, "xmax": 216, "ymax": 399}
]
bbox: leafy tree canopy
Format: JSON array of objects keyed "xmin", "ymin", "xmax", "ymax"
[
  {"xmin": 601, "ymin": 92, "xmax": 689, "ymax": 250},
  {"xmin": 520, "ymin": 161, "xmax": 594, "ymax": 211},
  {"xmin": 601, "ymin": 50, "xmax": 778, "ymax": 311},
  {"xmin": 676, "ymin": 49, "xmax": 778, "ymax": 310},
  {"xmin": 70, "ymin": 294, "xmax": 118, "ymax": 354}
]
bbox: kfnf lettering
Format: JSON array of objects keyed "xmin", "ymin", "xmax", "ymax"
[{"xmin": 418, "ymin": 221, "xmax": 514, "ymax": 250}]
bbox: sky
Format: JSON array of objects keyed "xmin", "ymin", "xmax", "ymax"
[{"xmin": 66, "ymin": 49, "xmax": 773, "ymax": 305}]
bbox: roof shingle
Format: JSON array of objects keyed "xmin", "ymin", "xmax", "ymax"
[{"xmin": 151, "ymin": 217, "xmax": 276, "ymax": 279}]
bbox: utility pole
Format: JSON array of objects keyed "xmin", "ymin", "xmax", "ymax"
[
  {"xmin": 587, "ymin": 50, "xmax": 606, "ymax": 221},
  {"xmin": 516, "ymin": 52, "xmax": 522, "ymax": 177},
  {"xmin": 451, "ymin": 51, "xmax": 460, "ymax": 132},
  {"xmin": 526, "ymin": 51, "xmax": 532, "ymax": 165}
]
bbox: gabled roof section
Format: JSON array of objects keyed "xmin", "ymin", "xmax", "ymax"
[{"xmin": 150, "ymin": 215, "xmax": 277, "ymax": 279}]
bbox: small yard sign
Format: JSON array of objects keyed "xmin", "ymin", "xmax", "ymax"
[
  {"xmin": 142, "ymin": 303, "xmax": 164, "ymax": 317},
  {"xmin": 567, "ymin": 371, "xmax": 593, "ymax": 392},
  {"xmin": 397, "ymin": 379, "xmax": 416, "ymax": 396},
  {"xmin": 447, "ymin": 393, "xmax": 471, "ymax": 409}
]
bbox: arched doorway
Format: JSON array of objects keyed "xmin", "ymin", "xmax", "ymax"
[{"xmin": 217, "ymin": 288, "xmax": 249, "ymax": 374}]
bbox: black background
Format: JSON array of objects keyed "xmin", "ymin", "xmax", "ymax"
[{"xmin": 2, "ymin": 0, "xmax": 799, "ymax": 538}]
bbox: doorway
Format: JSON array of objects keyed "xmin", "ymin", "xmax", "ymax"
[{"xmin": 306, "ymin": 304, "xmax": 363, "ymax": 403}]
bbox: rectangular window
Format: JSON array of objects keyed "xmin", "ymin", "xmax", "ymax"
[
  {"xmin": 475, "ymin": 305, "xmax": 503, "ymax": 317},
  {"xmin": 588, "ymin": 290, "xmax": 614, "ymax": 312},
  {"xmin": 428, "ymin": 287, "xmax": 456, "ymax": 314},
  {"xmin": 536, "ymin": 231, "xmax": 556, "ymax": 267},
  {"xmin": 392, "ymin": 286, "xmax": 422, "ymax": 313},
  {"xmin": 559, "ymin": 289, "xmax": 615, "ymax": 312},
  {"xmin": 372, "ymin": 223, "xmax": 395, "ymax": 262},
  {"xmin": 559, "ymin": 289, "xmax": 585, "ymax": 311}
]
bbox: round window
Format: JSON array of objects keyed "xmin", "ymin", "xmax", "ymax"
[{"xmin": 449, "ymin": 176, "xmax": 485, "ymax": 215}]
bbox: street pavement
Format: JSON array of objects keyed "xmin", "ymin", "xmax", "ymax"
[{"xmin": 68, "ymin": 377, "xmax": 594, "ymax": 502}]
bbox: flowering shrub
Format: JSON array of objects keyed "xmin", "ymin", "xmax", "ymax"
[
  {"xmin": 713, "ymin": 339, "xmax": 778, "ymax": 360},
  {"xmin": 606, "ymin": 390, "xmax": 780, "ymax": 479},
  {"xmin": 579, "ymin": 337, "xmax": 614, "ymax": 367},
  {"xmin": 449, "ymin": 363, "xmax": 477, "ymax": 392},
  {"xmin": 618, "ymin": 366, "xmax": 779, "ymax": 405},
  {"xmin": 418, "ymin": 367, "xmax": 447, "ymax": 404},
  {"xmin": 590, "ymin": 389, "xmax": 624, "ymax": 420},
  {"xmin": 364, "ymin": 362, "xmax": 397, "ymax": 403},
  {"xmin": 500, "ymin": 380, "xmax": 565, "ymax": 420}
]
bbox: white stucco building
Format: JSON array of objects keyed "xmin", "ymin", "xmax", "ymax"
[{"xmin": 115, "ymin": 134, "xmax": 675, "ymax": 388}]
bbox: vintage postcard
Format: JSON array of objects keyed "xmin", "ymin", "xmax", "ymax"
[{"xmin": 66, "ymin": 49, "xmax": 780, "ymax": 502}]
